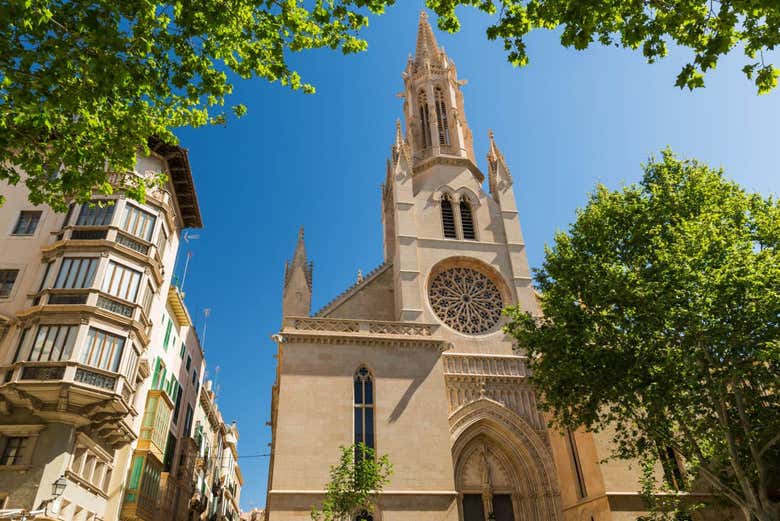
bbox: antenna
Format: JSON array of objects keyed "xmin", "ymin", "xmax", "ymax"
[
  {"xmin": 213, "ymin": 365, "xmax": 221, "ymax": 398},
  {"xmin": 179, "ymin": 231, "xmax": 200, "ymax": 293},
  {"xmin": 201, "ymin": 308, "xmax": 211, "ymax": 350}
]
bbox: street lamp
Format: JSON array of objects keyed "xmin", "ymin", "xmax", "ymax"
[{"xmin": 51, "ymin": 475, "xmax": 67, "ymax": 497}]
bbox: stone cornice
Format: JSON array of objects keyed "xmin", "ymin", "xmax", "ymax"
[{"xmin": 274, "ymin": 331, "xmax": 451, "ymax": 351}]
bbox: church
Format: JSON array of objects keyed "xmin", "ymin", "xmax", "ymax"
[{"xmin": 264, "ymin": 13, "xmax": 652, "ymax": 521}]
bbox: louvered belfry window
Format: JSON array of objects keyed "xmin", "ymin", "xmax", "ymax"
[
  {"xmin": 441, "ymin": 196, "xmax": 457, "ymax": 239},
  {"xmin": 434, "ymin": 87, "xmax": 450, "ymax": 146},
  {"xmin": 460, "ymin": 200, "xmax": 476, "ymax": 240},
  {"xmin": 418, "ymin": 91, "xmax": 432, "ymax": 149}
]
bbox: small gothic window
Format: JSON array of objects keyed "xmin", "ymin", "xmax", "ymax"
[
  {"xmin": 418, "ymin": 91, "xmax": 432, "ymax": 149},
  {"xmin": 460, "ymin": 200, "xmax": 475, "ymax": 240},
  {"xmin": 434, "ymin": 87, "xmax": 450, "ymax": 146},
  {"xmin": 354, "ymin": 367, "xmax": 375, "ymax": 458},
  {"xmin": 441, "ymin": 195, "xmax": 457, "ymax": 239}
]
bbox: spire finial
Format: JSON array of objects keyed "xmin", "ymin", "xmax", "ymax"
[
  {"xmin": 415, "ymin": 10, "xmax": 441, "ymax": 65},
  {"xmin": 395, "ymin": 119, "xmax": 403, "ymax": 145},
  {"xmin": 487, "ymin": 129, "xmax": 499, "ymax": 160}
]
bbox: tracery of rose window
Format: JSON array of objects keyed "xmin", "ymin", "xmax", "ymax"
[{"xmin": 428, "ymin": 267, "xmax": 503, "ymax": 334}]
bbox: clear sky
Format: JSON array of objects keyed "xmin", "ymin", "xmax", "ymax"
[{"xmin": 172, "ymin": 3, "xmax": 778, "ymax": 511}]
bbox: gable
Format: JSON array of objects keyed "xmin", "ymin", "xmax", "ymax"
[{"xmin": 316, "ymin": 263, "xmax": 395, "ymax": 321}]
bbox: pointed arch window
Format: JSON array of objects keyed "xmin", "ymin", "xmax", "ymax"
[
  {"xmin": 418, "ymin": 91, "xmax": 432, "ymax": 149},
  {"xmin": 434, "ymin": 87, "xmax": 450, "ymax": 146},
  {"xmin": 354, "ymin": 367, "xmax": 375, "ymax": 459},
  {"xmin": 459, "ymin": 199, "xmax": 476, "ymax": 240},
  {"xmin": 441, "ymin": 195, "xmax": 457, "ymax": 239}
]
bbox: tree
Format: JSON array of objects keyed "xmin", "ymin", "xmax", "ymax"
[
  {"xmin": 426, "ymin": 0, "xmax": 779, "ymax": 94},
  {"xmin": 505, "ymin": 150, "xmax": 779, "ymax": 521},
  {"xmin": 3, "ymin": 2, "xmax": 777, "ymax": 211},
  {"xmin": 0, "ymin": 0, "xmax": 392, "ymax": 210},
  {"xmin": 311, "ymin": 443, "xmax": 392, "ymax": 521}
]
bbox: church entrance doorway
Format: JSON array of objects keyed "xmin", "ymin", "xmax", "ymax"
[
  {"xmin": 462, "ymin": 494, "xmax": 484, "ymax": 521},
  {"xmin": 451, "ymin": 400, "xmax": 563, "ymax": 521},
  {"xmin": 492, "ymin": 494, "xmax": 514, "ymax": 521}
]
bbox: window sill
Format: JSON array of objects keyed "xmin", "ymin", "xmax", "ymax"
[
  {"xmin": 0, "ymin": 464, "xmax": 31, "ymax": 471},
  {"xmin": 66, "ymin": 470, "xmax": 109, "ymax": 498}
]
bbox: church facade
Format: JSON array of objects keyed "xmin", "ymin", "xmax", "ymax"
[{"xmin": 265, "ymin": 13, "xmax": 652, "ymax": 521}]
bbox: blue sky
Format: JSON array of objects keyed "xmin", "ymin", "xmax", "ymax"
[{"xmin": 173, "ymin": 4, "xmax": 779, "ymax": 511}]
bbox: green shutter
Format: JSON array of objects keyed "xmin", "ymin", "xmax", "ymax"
[
  {"xmin": 163, "ymin": 319, "xmax": 172, "ymax": 350},
  {"xmin": 179, "ymin": 341, "xmax": 186, "ymax": 358},
  {"xmin": 151, "ymin": 357, "xmax": 162, "ymax": 389}
]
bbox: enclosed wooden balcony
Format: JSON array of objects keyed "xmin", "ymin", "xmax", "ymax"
[
  {"xmin": 136, "ymin": 390, "xmax": 174, "ymax": 463},
  {"xmin": 121, "ymin": 453, "xmax": 163, "ymax": 521}
]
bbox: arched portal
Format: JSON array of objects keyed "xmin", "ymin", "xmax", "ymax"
[{"xmin": 450, "ymin": 399, "xmax": 562, "ymax": 521}]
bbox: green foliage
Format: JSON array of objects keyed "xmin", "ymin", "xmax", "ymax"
[
  {"xmin": 311, "ymin": 443, "xmax": 393, "ymax": 521},
  {"xmin": 0, "ymin": 0, "xmax": 395, "ymax": 210},
  {"xmin": 2, "ymin": 1, "xmax": 777, "ymax": 210},
  {"xmin": 505, "ymin": 149, "xmax": 779, "ymax": 521},
  {"xmin": 423, "ymin": 0, "xmax": 779, "ymax": 94}
]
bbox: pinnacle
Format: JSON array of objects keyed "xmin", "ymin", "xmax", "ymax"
[
  {"xmin": 415, "ymin": 10, "xmax": 441, "ymax": 65},
  {"xmin": 292, "ymin": 226, "xmax": 308, "ymax": 267}
]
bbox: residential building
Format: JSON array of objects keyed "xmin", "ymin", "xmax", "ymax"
[
  {"xmin": 240, "ymin": 509, "xmax": 264, "ymax": 521},
  {"xmin": 0, "ymin": 140, "xmax": 237, "ymax": 520},
  {"xmin": 263, "ymin": 13, "xmax": 725, "ymax": 521},
  {"xmin": 188, "ymin": 380, "xmax": 242, "ymax": 521}
]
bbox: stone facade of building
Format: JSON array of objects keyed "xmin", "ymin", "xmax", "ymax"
[
  {"xmin": 0, "ymin": 143, "xmax": 241, "ymax": 521},
  {"xmin": 264, "ymin": 13, "xmax": 692, "ymax": 521}
]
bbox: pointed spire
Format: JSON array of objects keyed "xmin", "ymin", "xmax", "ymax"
[
  {"xmin": 292, "ymin": 226, "xmax": 306, "ymax": 266},
  {"xmin": 487, "ymin": 130, "xmax": 512, "ymax": 197},
  {"xmin": 284, "ymin": 226, "xmax": 312, "ymax": 291},
  {"xmin": 487, "ymin": 129, "xmax": 501, "ymax": 162},
  {"xmin": 414, "ymin": 11, "xmax": 441, "ymax": 66},
  {"xmin": 394, "ymin": 118, "xmax": 403, "ymax": 147},
  {"xmin": 282, "ymin": 227, "xmax": 313, "ymax": 318}
]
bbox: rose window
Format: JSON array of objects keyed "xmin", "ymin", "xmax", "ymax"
[{"xmin": 428, "ymin": 267, "xmax": 503, "ymax": 334}]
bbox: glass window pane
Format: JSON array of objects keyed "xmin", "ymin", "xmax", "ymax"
[
  {"xmin": 354, "ymin": 407, "xmax": 363, "ymax": 444},
  {"xmin": 364, "ymin": 379, "xmax": 373, "ymax": 405},
  {"xmin": 354, "ymin": 378, "xmax": 363, "ymax": 405},
  {"xmin": 365, "ymin": 408, "xmax": 374, "ymax": 449}
]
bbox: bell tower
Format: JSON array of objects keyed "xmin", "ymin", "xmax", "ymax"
[
  {"xmin": 381, "ymin": 11, "xmax": 537, "ymax": 327},
  {"xmin": 402, "ymin": 12, "xmax": 476, "ymax": 165}
]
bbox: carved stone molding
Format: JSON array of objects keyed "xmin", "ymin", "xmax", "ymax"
[{"xmin": 450, "ymin": 398, "xmax": 563, "ymax": 521}]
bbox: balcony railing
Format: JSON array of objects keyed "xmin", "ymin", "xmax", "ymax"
[
  {"xmin": 6, "ymin": 360, "xmax": 133, "ymax": 396},
  {"xmin": 282, "ymin": 317, "xmax": 439, "ymax": 337},
  {"xmin": 2, "ymin": 361, "xmax": 136, "ymax": 420},
  {"xmin": 32, "ymin": 288, "xmax": 151, "ymax": 327}
]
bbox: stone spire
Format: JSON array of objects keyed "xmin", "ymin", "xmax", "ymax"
[
  {"xmin": 402, "ymin": 11, "xmax": 476, "ymax": 166},
  {"xmin": 282, "ymin": 227, "xmax": 313, "ymax": 318},
  {"xmin": 487, "ymin": 129, "xmax": 513, "ymax": 197},
  {"xmin": 414, "ymin": 11, "xmax": 443, "ymax": 67}
]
